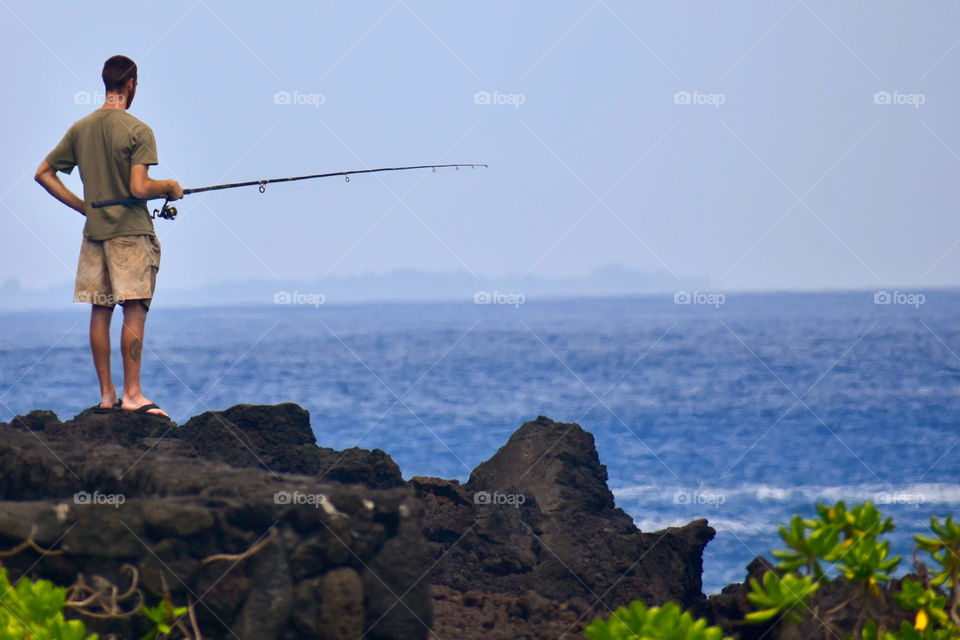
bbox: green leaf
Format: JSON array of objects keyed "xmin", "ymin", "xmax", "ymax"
[
  {"xmin": 744, "ymin": 570, "xmax": 819, "ymax": 626},
  {"xmin": 744, "ymin": 607, "xmax": 782, "ymax": 624}
]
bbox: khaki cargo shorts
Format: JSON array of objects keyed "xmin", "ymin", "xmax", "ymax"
[{"xmin": 74, "ymin": 234, "xmax": 161, "ymax": 310}]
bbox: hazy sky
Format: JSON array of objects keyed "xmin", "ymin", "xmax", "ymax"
[{"xmin": 2, "ymin": 1, "xmax": 958, "ymax": 294}]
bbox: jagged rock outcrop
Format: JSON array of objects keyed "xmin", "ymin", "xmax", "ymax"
[{"xmin": 414, "ymin": 415, "xmax": 715, "ymax": 636}]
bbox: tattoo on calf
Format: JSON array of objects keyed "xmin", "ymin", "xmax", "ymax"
[{"xmin": 129, "ymin": 338, "xmax": 143, "ymax": 363}]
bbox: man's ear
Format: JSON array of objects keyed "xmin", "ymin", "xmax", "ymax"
[{"xmin": 124, "ymin": 76, "xmax": 136, "ymax": 109}]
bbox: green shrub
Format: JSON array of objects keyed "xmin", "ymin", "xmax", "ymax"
[
  {"xmin": 772, "ymin": 513, "xmax": 840, "ymax": 579},
  {"xmin": 0, "ymin": 567, "xmax": 96, "ymax": 640},
  {"xmin": 744, "ymin": 502, "xmax": 960, "ymax": 639},
  {"xmin": 824, "ymin": 501, "xmax": 895, "ymax": 542},
  {"xmin": 580, "ymin": 502, "xmax": 960, "ymax": 640},
  {"xmin": 836, "ymin": 534, "xmax": 901, "ymax": 596},
  {"xmin": 584, "ymin": 600, "xmax": 732, "ymax": 640},
  {"xmin": 915, "ymin": 515, "xmax": 960, "ymax": 625},
  {"xmin": 772, "ymin": 501, "xmax": 897, "ymax": 582},
  {"xmin": 139, "ymin": 598, "xmax": 189, "ymax": 640}
]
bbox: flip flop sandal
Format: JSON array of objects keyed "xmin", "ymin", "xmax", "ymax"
[
  {"xmin": 87, "ymin": 399, "xmax": 122, "ymax": 414},
  {"xmin": 132, "ymin": 403, "xmax": 164, "ymax": 415}
]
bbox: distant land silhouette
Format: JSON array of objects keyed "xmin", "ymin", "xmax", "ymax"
[{"xmin": 0, "ymin": 264, "xmax": 711, "ymax": 310}]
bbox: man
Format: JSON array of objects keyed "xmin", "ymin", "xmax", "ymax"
[{"xmin": 35, "ymin": 55, "xmax": 182, "ymax": 417}]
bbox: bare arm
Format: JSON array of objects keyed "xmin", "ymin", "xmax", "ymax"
[
  {"xmin": 34, "ymin": 160, "xmax": 85, "ymax": 216},
  {"xmin": 129, "ymin": 164, "xmax": 183, "ymax": 201}
]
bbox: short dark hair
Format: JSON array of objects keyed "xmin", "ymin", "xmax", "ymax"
[{"xmin": 102, "ymin": 55, "xmax": 137, "ymax": 92}]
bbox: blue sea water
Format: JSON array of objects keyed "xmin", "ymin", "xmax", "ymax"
[{"xmin": 1, "ymin": 290, "xmax": 959, "ymax": 595}]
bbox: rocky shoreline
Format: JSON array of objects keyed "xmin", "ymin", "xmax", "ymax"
[{"xmin": 0, "ymin": 405, "xmax": 913, "ymax": 639}]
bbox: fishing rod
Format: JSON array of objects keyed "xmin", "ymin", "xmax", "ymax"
[{"xmin": 90, "ymin": 163, "xmax": 488, "ymax": 220}]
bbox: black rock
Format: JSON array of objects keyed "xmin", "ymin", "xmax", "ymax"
[
  {"xmin": 0, "ymin": 404, "xmax": 427, "ymax": 640},
  {"xmin": 179, "ymin": 403, "xmax": 404, "ymax": 488},
  {"xmin": 415, "ymin": 416, "xmax": 715, "ymax": 612}
]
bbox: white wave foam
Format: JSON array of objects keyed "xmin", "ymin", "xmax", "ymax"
[
  {"xmin": 704, "ymin": 518, "xmax": 780, "ymax": 535},
  {"xmin": 612, "ymin": 482, "xmax": 960, "ymax": 506},
  {"xmin": 634, "ymin": 517, "xmax": 774, "ymax": 536}
]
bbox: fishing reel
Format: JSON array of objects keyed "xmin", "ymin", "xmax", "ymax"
[{"xmin": 151, "ymin": 200, "xmax": 178, "ymax": 221}]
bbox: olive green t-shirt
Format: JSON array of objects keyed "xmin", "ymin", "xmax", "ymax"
[{"xmin": 45, "ymin": 109, "xmax": 159, "ymax": 240}]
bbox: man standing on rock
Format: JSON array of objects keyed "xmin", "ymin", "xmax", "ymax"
[{"xmin": 34, "ymin": 55, "xmax": 182, "ymax": 418}]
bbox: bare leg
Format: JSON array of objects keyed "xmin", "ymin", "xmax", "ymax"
[
  {"xmin": 119, "ymin": 300, "xmax": 168, "ymax": 417},
  {"xmin": 90, "ymin": 304, "xmax": 117, "ymax": 408}
]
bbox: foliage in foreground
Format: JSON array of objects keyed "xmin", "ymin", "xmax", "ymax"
[
  {"xmin": 0, "ymin": 567, "xmax": 96, "ymax": 640},
  {"xmin": 585, "ymin": 502, "xmax": 960, "ymax": 640},
  {"xmin": 584, "ymin": 600, "xmax": 731, "ymax": 640},
  {"xmin": 750, "ymin": 501, "xmax": 960, "ymax": 639},
  {"xmin": 584, "ymin": 600, "xmax": 730, "ymax": 640},
  {"xmin": 139, "ymin": 597, "xmax": 190, "ymax": 640},
  {"xmin": 744, "ymin": 570, "xmax": 819, "ymax": 625},
  {"xmin": 0, "ymin": 560, "xmax": 194, "ymax": 640}
]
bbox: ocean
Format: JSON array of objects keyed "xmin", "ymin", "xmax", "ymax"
[{"xmin": 1, "ymin": 290, "xmax": 958, "ymax": 595}]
